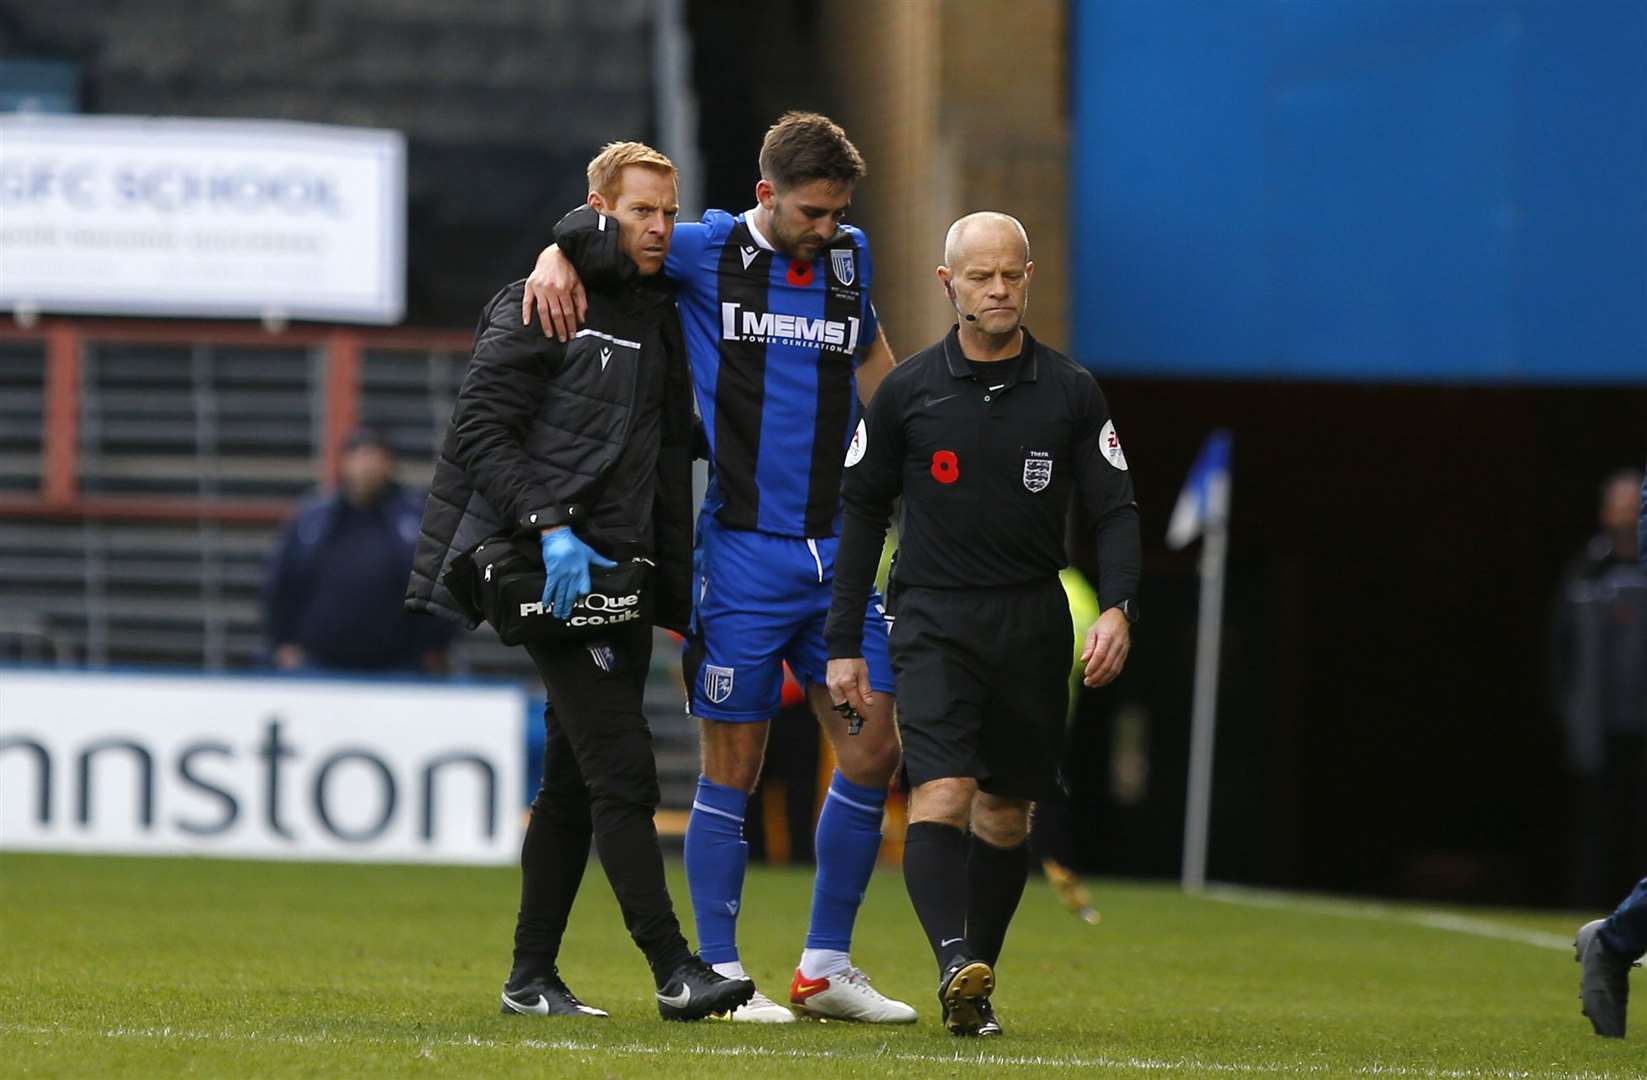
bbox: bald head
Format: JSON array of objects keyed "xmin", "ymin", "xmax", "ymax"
[
  {"xmin": 943, "ymin": 212, "xmax": 1030, "ymax": 271},
  {"xmin": 937, "ymin": 211, "xmax": 1035, "ymax": 343}
]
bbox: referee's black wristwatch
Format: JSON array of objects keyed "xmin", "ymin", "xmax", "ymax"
[{"xmin": 1114, "ymin": 598, "xmax": 1140, "ymax": 626}]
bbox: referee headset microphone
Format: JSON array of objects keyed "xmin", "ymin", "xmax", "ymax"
[{"xmin": 945, "ymin": 281, "xmax": 979, "ymax": 322}]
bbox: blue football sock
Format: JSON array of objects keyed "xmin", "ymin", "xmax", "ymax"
[
  {"xmin": 1601, "ymin": 876, "xmax": 1647, "ymax": 961},
  {"xmin": 805, "ymin": 771, "xmax": 887, "ymax": 952},
  {"xmin": 684, "ymin": 776, "xmax": 749, "ymax": 965}
]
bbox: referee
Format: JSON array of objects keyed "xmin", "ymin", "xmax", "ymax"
[{"xmin": 825, "ymin": 212, "xmax": 1141, "ymax": 1037}]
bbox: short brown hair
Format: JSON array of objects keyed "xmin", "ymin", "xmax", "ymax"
[
  {"xmin": 586, "ymin": 141, "xmax": 676, "ymax": 201},
  {"xmin": 758, "ymin": 112, "xmax": 866, "ymax": 191}
]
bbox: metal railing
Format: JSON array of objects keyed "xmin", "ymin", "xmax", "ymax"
[
  {"xmin": 0, "ymin": 317, "xmax": 495, "ymax": 672},
  {"xmin": 0, "ymin": 318, "xmax": 474, "ymax": 523}
]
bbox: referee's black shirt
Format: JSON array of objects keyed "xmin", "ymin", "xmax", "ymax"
[{"xmin": 825, "ymin": 326, "xmax": 1141, "ymax": 658}]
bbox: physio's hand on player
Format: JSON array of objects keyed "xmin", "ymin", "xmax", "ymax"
[
  {"xmin": 1080, "ymin": 608, "xmax": 1132, "ymax": 688},
  {"xmin": 539, "ymin": 527, "xmax": 616, "ymax": 620},
  {"xmin": 826, "ymin": 657, "xmax": 875, "ymax": 715},
  {"xmin": 522, "ymin": 244, "xmax": 588, "ymax": 342}
]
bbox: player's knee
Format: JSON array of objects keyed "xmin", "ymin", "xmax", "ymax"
[
  {"xmin": 696, "ymin": 716, "xmax": 766, "ymax": 792},
  {"xmin": 699, "ymin": 750, "xmax": 760, "ymax": 792},
  {"xmin": 836, "ymin": 730, "xmax": 902, "ymax": 780}
]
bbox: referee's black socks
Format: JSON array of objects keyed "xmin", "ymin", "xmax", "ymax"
[
  {"xmin": 903, "ymin": 821, "xmax": 972, "ymax": 971},
  {"xmin": 967, "ymin": 835, "xmax": 1030, "ymax": 969}
]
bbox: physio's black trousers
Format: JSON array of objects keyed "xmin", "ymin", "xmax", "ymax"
[{"xmin": 510, "ymin": 622, "xmax": 688, "ymax": 978}]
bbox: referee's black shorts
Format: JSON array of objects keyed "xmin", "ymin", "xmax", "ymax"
[{"xmin": 888, "ymin": 576, "xmax": 1073, "ymax": 800}]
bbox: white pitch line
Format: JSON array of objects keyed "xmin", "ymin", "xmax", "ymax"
[
  {"xmin": 0, "ymin": 1023, "xmax": 1626, "ymax": 1080},
  {"xmin": 1199, "ymin": 884, "xmax": 1576, "ymax": 952}
]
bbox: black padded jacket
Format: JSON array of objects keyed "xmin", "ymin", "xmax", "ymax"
[{"xmin": 404, "ymin": 205, "xmax": 695, "ymax": 633}]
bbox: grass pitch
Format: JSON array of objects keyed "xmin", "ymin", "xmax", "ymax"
[{"xmin": 0, "ymin": 853, "xmax": 1638, "ymax": 1078}]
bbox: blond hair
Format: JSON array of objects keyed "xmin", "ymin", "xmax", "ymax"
[{"xmin": 586, "ymin": 141, "xmax": 676, "ymax": 201}]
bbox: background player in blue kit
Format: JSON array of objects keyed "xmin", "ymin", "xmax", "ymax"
[{"xmin": 525, "ymin": 113, "xmax": 914, "ymax": 1024}]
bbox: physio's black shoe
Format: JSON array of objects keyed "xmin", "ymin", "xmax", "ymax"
[
  {"xmin": 975, "ymin": 997, "xmax": 1003, "ymax": 1037},
  {"xmin": 500, "ymin": 970, "xmax": 610, "ymax": 1018},
  {"xmin": 1576, "ymin": 918, "xmax": 1634, "ymax": 1038},
  {"xmin": 937, "ymin": 955, "xmax": 994, "ymax": 1036},
  {"xmin": 655, "ymin": 954, "xmax": 756, "ymax": 1022}
]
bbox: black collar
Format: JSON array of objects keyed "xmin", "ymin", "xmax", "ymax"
[{"xmin": 941, "ymin": 325, "xmax": 1039, "ymax": 382}]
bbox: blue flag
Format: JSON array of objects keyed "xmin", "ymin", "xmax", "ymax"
[{"xmin": 1165, "ymin": 430, "xmax": 1232, "ymax": 550}]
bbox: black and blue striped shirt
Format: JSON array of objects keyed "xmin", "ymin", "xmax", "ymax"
[{"xmin": 664, "ymin": 208, "xmax": 878, "ymax": 538}]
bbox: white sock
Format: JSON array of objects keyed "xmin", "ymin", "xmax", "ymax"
[
  {"xmin": 711, "ymin": 960, "xmax": 748, "ymax": 980},
  {"xmin": 798, "ymin": 948, "xmax": 850, "ymax": 981}
]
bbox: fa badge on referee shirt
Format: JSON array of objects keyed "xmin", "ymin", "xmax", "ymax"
[
  {"xmin": 1023, "ymin": 451, "xmax": 1053, "ymax": 493},
  {"xmin": 830, "ymin": 248, "xmax": 856, "ymax": 286}
]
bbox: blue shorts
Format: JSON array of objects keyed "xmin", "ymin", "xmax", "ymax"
[{"xmin": 683, "ymin": 513, "xmax": 895, "ymax": 722}]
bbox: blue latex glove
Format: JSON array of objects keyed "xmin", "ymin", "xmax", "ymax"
[{"xmin": 539, "ymin": 528, "xmax": 618, "ymax": 620}]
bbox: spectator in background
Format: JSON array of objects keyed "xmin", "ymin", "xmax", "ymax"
[
  {"xmin": 1572, "ymin": 464, "xmax": 1647, "ymax": 1037},
  {"xmin": 1552, "ymin": 467, "xmax": 1647, "ymax": 908},
  {"xmin": 262, "ymin": 428, "xmax": 452, "ymax": 674}
]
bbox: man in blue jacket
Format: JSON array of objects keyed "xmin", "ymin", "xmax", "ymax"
[
  {"xmin": 263, "ymin": 429, "xmax": 451, "ymax": 673},
  {"xmin": 1578, "ymin": 879, "xmax": 1646, "ymax": 1038},
  {"xmin": 1571, "ymin": 464, "xmax": 1647, "ymax": 1039}
]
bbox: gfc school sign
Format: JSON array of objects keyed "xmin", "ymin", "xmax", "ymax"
[{"xmin": 0, "ymin": 114, "xmax": 405, "ymax": 324}]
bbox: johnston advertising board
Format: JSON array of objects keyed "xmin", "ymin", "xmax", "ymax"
[
  {"xmin": 0, "ymin": 114, "xmax": 405, "ymax": 323},
  {"xmin": 0, "ymin": 670, "xmax": 523, "ymax": 864}
]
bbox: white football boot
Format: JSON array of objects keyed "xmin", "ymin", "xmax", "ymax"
[
  {"xmin": 713, "ymin": 985, "xmax": 797, "ymax": 1023},
  {"xmin": 788, "ymin": 965, "xmax": 918, "ymax": 1023}
]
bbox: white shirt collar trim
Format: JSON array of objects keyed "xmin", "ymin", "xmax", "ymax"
[{"xmin": 742, "ymin": 207, "xmax": 776, "ymax": 252}]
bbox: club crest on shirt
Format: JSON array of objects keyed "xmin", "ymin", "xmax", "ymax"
[
  {"xmin": 830, "ymin": 248, "xmax": 856, "ymax": 286},
  {"xmin": 1023, "ymin": 450, "xmax": 1053, "ymax": 493},
  {"xmin": 703, "ymin": 664, "xmax": 735, "ymax": 705}
]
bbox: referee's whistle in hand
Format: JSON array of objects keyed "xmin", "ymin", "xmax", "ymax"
[{"xmin": 826, "ymin": 656, "xmax": 876, "ymax": 717}]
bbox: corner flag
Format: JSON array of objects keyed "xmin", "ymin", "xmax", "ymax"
[
  {"xmin": 1171, "ymin": 430, "xmax": 1232, "ymax": 892},
  {"xmin": 1165, "ymin": 429, "xmax": 1232, "ymax": 550}
]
